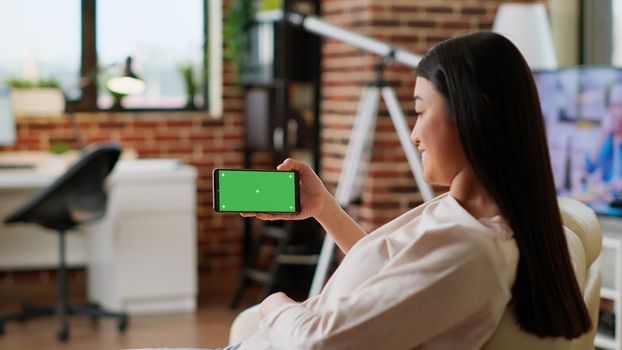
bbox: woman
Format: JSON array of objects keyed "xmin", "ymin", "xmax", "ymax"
[{"xmin": 234, "ymin": 32, "xmax": 592, "ymax": 349}]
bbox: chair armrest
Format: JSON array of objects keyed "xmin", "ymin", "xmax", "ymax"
[{"xmin": 229, "ymin": 305, "xmax": 260, "ymax": 346}]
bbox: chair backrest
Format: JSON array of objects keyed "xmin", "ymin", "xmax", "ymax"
[
  {"xmin": 4, "ymin": 141, "xmax": 121, "ymax": 231},
  {"xmin": 482, "ymin": 197, "xmax": 602, "ymax": 350}
]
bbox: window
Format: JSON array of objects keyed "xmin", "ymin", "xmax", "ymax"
[
  {"xmin": 0, "ymin": 0, "xmax": 81, "ymax": 91},
  {"xmin": 97, "ymin": 0, "xmax": 205, "ymax": 109},
  {"xmin": 0, "ymin": 0, "xmax": 216, "ymax": 112}
]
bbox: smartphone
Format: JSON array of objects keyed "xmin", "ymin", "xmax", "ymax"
[{"xmin": 213, "ymin": 169, "xmax": 300, "ymax": 213}]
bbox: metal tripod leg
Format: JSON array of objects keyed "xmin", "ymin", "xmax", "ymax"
[
  {"xmin": 308, "ymin": 86, "xmax": 381, "ymax": 297},
  {"xmin": 308, "ymin": 85, "xmax": 434, "ymax": 297}
]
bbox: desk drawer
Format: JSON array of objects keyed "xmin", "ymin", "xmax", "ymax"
[{"xmin": 110, "ymin": 183, "xmax": 196, "ymax": 212}]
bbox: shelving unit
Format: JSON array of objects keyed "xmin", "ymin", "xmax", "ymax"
[
  {"xmin": 596, "ymin": 218, "xmax": 622, "ymax": 350},
  {"xmin": 230, "ymin": 0, "xmax": 323, "ymax": 305}
]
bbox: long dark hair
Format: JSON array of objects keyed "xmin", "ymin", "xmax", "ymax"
[{"xmin": 415, "ymin": 32, "xmax": 591, "ymax": 338}]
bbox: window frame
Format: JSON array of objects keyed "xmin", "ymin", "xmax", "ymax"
[{"xmin": 70, "ymin": 0, "xmax": 210, "ymax": 112}]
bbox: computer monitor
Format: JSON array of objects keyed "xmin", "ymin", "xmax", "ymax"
[
  {"xmin": 0, "ymin": 88, "xmax": 16, "ymax": 146},
  {"xmin": 533, "ymin": 66, "xmax": 622, "ymax": 217}
]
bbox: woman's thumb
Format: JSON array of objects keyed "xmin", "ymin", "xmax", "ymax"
[{"xmin": 277, "ymin": 158, "xmax": 297, "ymax": 171}]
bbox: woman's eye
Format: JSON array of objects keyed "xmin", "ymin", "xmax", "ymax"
[{"xmin": 414, "ymin": 111, "xmax": 422, "ymax": 118}]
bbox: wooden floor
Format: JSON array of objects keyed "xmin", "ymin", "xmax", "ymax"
[{"xmin": 0, "ymin": 273, "xmax": 261, "ymax": 349}]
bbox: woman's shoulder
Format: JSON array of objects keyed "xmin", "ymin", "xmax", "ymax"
[
  {"xmin": 415, "ymin": 194, "xmax": 518, "ymax": 265},
  {"xmin": 418, "ymin": 194, "xmax": 510, "ymax": 235}
]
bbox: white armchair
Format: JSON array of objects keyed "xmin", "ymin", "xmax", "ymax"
[{"xmin": 229, "ymin": 197, "xmax": 602, "ymax": 349}]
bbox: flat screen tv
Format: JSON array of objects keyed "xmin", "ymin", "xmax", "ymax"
[{"xmin": 533, "ymin": 67, "xmax": 622, "ymax": 217}]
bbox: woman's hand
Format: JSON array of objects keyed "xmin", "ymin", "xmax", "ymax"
[
  {"xmin": 259, "ymin": 292, "xmax": 296, "ymax": 319},
  {"xmin": 240, "ymin": 158, "xmax": 332, "ymax": 221}
]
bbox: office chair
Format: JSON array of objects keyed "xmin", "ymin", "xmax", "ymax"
[{"xmin": 0, "ymin": 141, "xmax": 128, "ymax": 341}]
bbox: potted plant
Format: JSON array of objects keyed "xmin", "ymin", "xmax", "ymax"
[
  {"xmin": 223, "ymin": 0, "xmax": 255, "ymax": 78},
  {"xmin": 178, "ymin": 62, "xmax": 199, "ymax": 110},
  {"xmin": 7, "ymin": 77, "xmax": 65, "ymax": 116}
]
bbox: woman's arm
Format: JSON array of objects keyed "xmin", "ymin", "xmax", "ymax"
[
  {"xmin": 256, "ymin": 230, "xmax": 507, "ymax": 349},
  {"xmin": 241, "ymin": 158, "xmax": 366, "ymax": 254},
  {"xmin": 314, "ymin": 192, "xmax": 366, "ymax": 253},
  {"xmin": 259, "ymin": 292, "xmax": 296, "ymax": 319}
]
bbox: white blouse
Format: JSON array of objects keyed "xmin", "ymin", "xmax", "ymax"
[{"xmin": 239, "ymin": 193, "xmax": 519, "ymax": 350}]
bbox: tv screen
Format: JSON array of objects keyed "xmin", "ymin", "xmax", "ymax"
[{"xmin": 534, "ymin": 67, "xmax": 622, "ymax": 217}]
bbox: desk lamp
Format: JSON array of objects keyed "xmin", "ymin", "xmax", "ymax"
[{"xmin": 106, "ymin": 56, "xmax": 146, "ymax": 110}]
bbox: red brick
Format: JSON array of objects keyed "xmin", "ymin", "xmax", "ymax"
[
  {"xmin": 391, "ymin": 35, "xmax": 420, "ymax": 44},
  {"xmin": 478, "ymin": 21, "xmax": 494, "ymax": 30},
  {"xmin": 461, "ymin": 7, "xmax": 486, "ymax": 15},
  {"xmin": 407, "ymin": 20, "xmax": 436, "ymax": 28},
  {"xmin": 352, "ymin": 19, "xmax": 400, "ymax": 27},
  {"xmin": 167, "ymin": 144, "xmax": 194, "ymax": 153},
  {"xmin": 166, "ymin": 120, "xmax": 195, "ymax": 128},
  {"xmin": 390, "ymin": 185, "xmax": 419, "ymax": 193},
  {"xmin": 154, "ymin": 132, "xmax": 184, "ymax": 141},
  {"xmin": 27, "ymin": 123, "xmax": 57, "ymax": 131},
  {"xmin": 390, "ymin": 5, "xmax": 421, "ymax": 13},
  {"xmin": 98, "ymin": 121, "xmax": 126, "ymax": 130},
  {"xmin": 424, "ymin": 6, "xmax": 454, "ymax": 14},
  {"xmin": 442, "ymin": 21, "xmax": 472, "ymax": 30},
  {"xmin": 189, "ymin": 130, "xmax": 216, "ymax": 141},
  {"xmin": 132, "ymin": 121, "xmax": 159, "ymax": 129},
  {"xmin": 201, "ymin": 119, "xmax": 227, "ymax": 127}
]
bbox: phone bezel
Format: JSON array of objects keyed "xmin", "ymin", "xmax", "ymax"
[{"xmin": 212, "ymin": 168, "xmax": 301, "ymax": 213}]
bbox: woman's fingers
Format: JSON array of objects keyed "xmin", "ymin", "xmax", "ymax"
[
  {"xmin": 255, "ymin": 213, "xmax": 297, "ymax": 221},
  {"xmin": 276, "ymin": 158, "xmax": 295, "ymax": 170},
  {"xmin": 277, "ymin": 158, "xmax": 307, "ymax": 172},
  {"xmin": 239, "ymin": 212, "xmax": 298, "ymax": 221}
]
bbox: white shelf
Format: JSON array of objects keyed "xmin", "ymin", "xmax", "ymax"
[
  {"xmin": 596, "ymin": 334, "xmax": 619, "ymax": 350},
  {"xmin": 602, "ymin": 287, "xmax": 619, "ymax": 301},
  {"xmin": 598, "ymin": 231, "xmax": 622, "ymax": 350}
]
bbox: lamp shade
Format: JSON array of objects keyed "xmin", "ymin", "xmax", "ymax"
[
  {"xmin": 106, "ymin": 56, "xmax": 146, "ymax": 96},
  {"xmin": 106, "ymin": 77, "xmax": 146, "ymax": 96},
  {"xmin": 492, "ymin": 3, "xmax": 558, "ymax": 70}
]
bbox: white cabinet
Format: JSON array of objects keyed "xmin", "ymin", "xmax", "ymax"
[
  {"xmin": 87, "ymin": 163, "xmax": 198, "ymax": 315},
  {"xmin": 596, "ymin": 218, "xmax": 622, "ymax": 350}
]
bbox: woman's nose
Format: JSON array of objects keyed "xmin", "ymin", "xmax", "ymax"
[{"xmin": 411, "ymin": 125, "xmax": 420, "ymax": 146}]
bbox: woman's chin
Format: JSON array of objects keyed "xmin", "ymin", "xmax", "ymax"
[{"xmin": 422, "ymin": 174, "xmax": 448, "ymax": 188}]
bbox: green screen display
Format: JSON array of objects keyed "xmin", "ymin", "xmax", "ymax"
[{"xmin": 215, "ymin": 170, "xmax": 298, "ymax": 213}]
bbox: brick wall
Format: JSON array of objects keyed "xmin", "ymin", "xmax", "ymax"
[{"xmin": 319, "ymin": 0, "xmax": 541, "ymax": 232}]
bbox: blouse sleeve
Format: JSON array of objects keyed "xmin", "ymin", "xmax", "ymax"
[{"xmin": 256, "ymin": 226, "xmax": 507, "ymax": 350}]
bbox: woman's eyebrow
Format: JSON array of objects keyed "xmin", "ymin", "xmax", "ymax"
[{"xmin": 414, "ymin": 95, "xmax": 424, "ymax": 101}]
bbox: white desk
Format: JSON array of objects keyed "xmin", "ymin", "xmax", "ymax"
[{"xmin": 0, "ymin": 154, "xmax": 198, "ymax": 315}]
